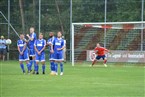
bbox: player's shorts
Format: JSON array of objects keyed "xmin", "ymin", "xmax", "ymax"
[
  {"xmin": 96, "ymin": 55, "xmax": 106, "ymax": 60},
  {"xmin": 35, "ymin": 53, "xmax": 45, "ymax": 62},
  {"xmin": 49, "ymin": 53, "xmax": 54, "ymax": 60},
  {"xmin": 29, "ymin": 49, "xmax": 35, "ymax": 56},
  {"xmin": 0, "ymin": 48, "xmax": 6, "ymax": 55},
  {"xmin": 19, "ymin": 52, "xmax": 29, "ymax": 61},
  {"xmin": 53, "ymin": 52, "xmax": 64, "ymax": 61}
]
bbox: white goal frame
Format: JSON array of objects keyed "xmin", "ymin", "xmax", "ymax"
[{"xmin": 71, "ymin": 21, "xmax": 145, "ymax": 66}]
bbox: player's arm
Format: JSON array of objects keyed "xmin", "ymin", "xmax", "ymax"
[
  {"xmin": 40, "ymin": 40, "xmax": 46, "ymax": 53},
  {"xmin": 46, "ymin": 39, "xmax": 51, "ymax": 46},
  {"xmin": 104, "ymin": 48, "xmax": 112, "ymax": 54},
  {"xmin": 21, "ymin": 43, "xmax": 27, "ymax": 53},
  {"xmin": 17, "ymin": 46, "xmax": 21, "ymax": 54},
  {"xmin": 17, "ymin": 42, "xmax": 23, "ymax": 55},
  {"xmin": 57, "ymin": 40, "xmax": 65, "ymax": 50},
  {"xmin": 50, "ymin": 39, "xmax": 55, "ymax": 53},
  {"xmin": 34, "ymin": 41, "xmax": 39, "ymax": 53},
  {"xmin": 34, "ymin": 46, "xmax": 39, "ymax": 52},
  {"xmin": 26, "ymin": 34, "xmax": 34, "ymax": 41},
  {"xmin": 104, "ymin": 48, "xmax": 110, "ymax": 52},
  {"xmin": 23, "ymin": 38, "xmax": 29, "ymax": 43},
  {"xmin": 93, "ymin": 47, "xmax": 98, "ymax": 55}
]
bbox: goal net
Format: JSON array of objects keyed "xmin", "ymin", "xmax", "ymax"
[{"xmin": 71, "ymin": 22, "xmax": 145, "ymax": 66}]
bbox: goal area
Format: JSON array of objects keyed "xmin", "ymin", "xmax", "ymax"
[{"xmin": 71, "ymin": 21, "xmax": 145, "ymax": 66}]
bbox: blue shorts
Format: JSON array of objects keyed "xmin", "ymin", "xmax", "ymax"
[
  {"xmin": 29, "ymin": 49, "xmax": 35, "ymax": 56},
  {"xmin": 19, "ymin": 52, "xmax": 29, "ymax": 61},
  {"xmin": 53, "ymin": 52, "xmax": 64, "ymax": 61},
  {"xmin": 35, "ymin": 53, "xmax": 45, "ymax": 62},
  {"xmin": 49, "ymin": 53, "xmax": 54, "ymax": 60},
  {"xmin": 96, "ymin": 55, "xmax": 106, "ymax": 60}
]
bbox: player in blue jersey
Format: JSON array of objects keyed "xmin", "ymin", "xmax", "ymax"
[
  {"xmin": 34, "ymin": 33, "xmax": 46, "ymax": 74},
  {"xmin": 17, "ymin": 34, "xmax": 31, "ymax": 74},
  {"xmin": 26, "ymin": 27, "xmax": 37, "ymax": 73},
  {"xmin": 47, "ymin": 32, "xmax": 56, "ymax": 75},
  {"xmin": 52, "ymin": 31, "xmax": 65, "ymax": 75}
]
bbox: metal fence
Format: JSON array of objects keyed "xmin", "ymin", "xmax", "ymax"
[{"xmin": 0, "ymin": 0, "xmax": 144, "ymax": 61}]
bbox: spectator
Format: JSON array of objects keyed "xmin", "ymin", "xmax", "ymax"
[{"xmin": 0, "ymin": 36, "xmax": 7, "ymax": 61}]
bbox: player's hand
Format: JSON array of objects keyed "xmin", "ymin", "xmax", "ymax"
[
  {"xmin": 26, "ymin": 34, "xmax": 29, "ymax": 37},
  {"xmin": 20, "ymin": 52, "xmax": 23, "ymax": 55},
  {"xmin": 57, "ymin": 48, "xmax": 62, "ymax": 51},
  {"xmin": 38, "ymin": 52, "xmax": 41, "ymax": 55},
  {"xmin": 50, "ymin": 50, "xmax": 54, "ymax": 53}
]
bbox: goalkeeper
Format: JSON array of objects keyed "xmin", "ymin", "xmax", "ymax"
[{"xmin": 92, "ymin": 43, "xmax": 110, "ymax": 67}]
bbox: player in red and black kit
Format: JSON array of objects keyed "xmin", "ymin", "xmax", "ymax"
[{"xmin": 92, "ymin": 43, "xmax": 110, "ymax": 67}]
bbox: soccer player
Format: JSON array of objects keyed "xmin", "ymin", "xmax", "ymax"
[
  {"xmin": 52, "ymin": 31, "xmax": 65, "ymax": 75},
  {"xmin": 17, "ymin": 34, "xmax": 31, "ymax": 74},
  {"xmin": 34, "ymin": 33, "xmax": 46, "ymax": 74},
  {"xmin": 47, "ymin": 32, "xmax": 56, "ymax": 75},
  {"xmin": 26, "ymin": 27, "xmax": 37, "ymax": 72},
  {"xmin": 0, "ymin": 36, "xmax": 6, "ymax": 61},
  {"xmin": 91, "ymin": 43, "xmax": 109, "ymax": 67}
]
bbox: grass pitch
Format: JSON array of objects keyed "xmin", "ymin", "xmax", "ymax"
[{"xmin": 0, "ymin": 61, "xmax": 144, "ymax": 97}]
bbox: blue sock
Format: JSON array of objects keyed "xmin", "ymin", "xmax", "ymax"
[
  {"xmin": 52, "ymin": 62, "xmax": 56, "ymax": 72},
  {"xmin": 20, "ymin": 64, "xmax": 25, "ymax": 72},
  {"xmin": 29, "ymin": 60, "xmax": 33, "ymax": 70},
  {"xmin": 50, "ymin": 61, "xmax": 54, "ymax": 71},
  {"xmin": 60, "ymin": 62, "xmax": 63, "ymax": 72},
  {"xmin": 33, "ymin": 60, "xmax": 37, "ymax": 71},
  {"xmin": 36, "ymin": 64, "xmax": 39, "ymax": 73},
  {"xmin": 42, "ymin": 64, "xmax": 45, "ymax": 72},
  {"xmin": 27, "ymin": 63, "xmax": 31, "ymax": 71},
  {"xmin": 55, "ymin": 63, "xmax": 58, "ymax": 73}
]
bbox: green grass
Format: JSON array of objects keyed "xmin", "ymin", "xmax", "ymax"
[{"xmin": 0, "ymin": 61, "xmax": 144, "ymax": 97}]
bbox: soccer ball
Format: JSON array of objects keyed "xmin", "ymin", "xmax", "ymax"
[{"xmin": 6, "ymin": 39, "xmax": 12, "ymax": 45}]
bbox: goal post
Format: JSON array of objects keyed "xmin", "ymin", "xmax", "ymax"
[{"xmin": 71, "ymin": 21, "xmax": 145, "ymax": 66}]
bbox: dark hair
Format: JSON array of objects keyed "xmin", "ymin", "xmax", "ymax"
[{"xmin": 20, "ymin": 33, "xmax": 24, "ymax": 35}]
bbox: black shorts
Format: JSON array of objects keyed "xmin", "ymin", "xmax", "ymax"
[
  {"xmin": 96, "ymin": 55, "xmax": 106, "ymax": 60},
  {"xmin": 0, "ymin": 48, "xmax": 7, "ymax": 55}
]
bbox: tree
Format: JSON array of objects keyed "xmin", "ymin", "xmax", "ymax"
[
  {"xmin": 19, "ymin": 0, "xmax": 25, "ymax": 33},
  {"xmin": 55, "ymin": 0, "xmax": 64, "ymax": 33}
]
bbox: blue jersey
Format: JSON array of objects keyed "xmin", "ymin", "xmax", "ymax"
[
  {"xmin": 17, "ymin": 39, "xmax": 28, "ymax": 53},
  {"xmin": 0, "ymin": 39, "xmax": 6, "ymax": 49},
  {"xmin": 47, "ymin": 36, "xmax": 55, "ymax": 50},
  {"xmin": 34, "ymin": 39, "xmax": 46, "ymax": 54},
  {"xmin": 28, "ymin": 32, "xmax": 37, "ymax": 49},
  {"xmin": 53, "ymin": 38, "xmax": 64, "ymax": 53}
]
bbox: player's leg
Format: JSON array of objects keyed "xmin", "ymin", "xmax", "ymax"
[
  {"xmin": 25, "ymin": 60, "xmax": 31, "ymax": 74},
  {"xmin": 24, "ymin": 53, "xmax": 31, "ymax": 73},
  {"xmin": 19, "ymin": 61, "xmax": 25, "ymax": 74},
  {"xmin": 59, "ymin": 52, "xmax": 64, "ymax": 75},
  {"xmin": 2, "ymin": 48, "xmax": 6, "ymax": 61},
  {"xmin": 29, "ymin": 56, "xmax": 33, "ymax": 70},
  {"xmin": 29, "ymin": 49, "xmax": 33, "ymax": 71},
  {"xmin": 29, "ymin": 49, "xmax": 36, "ymax": 73},
  {"xmin": 92, "ymin": 55, "xmax": 101, "ymax": 66},
  {"xmin": 19, "ymin": 55, "xmax": 25, "ymax": 74},
  {"xmin": 102, "ymin": 55, "xmax": 107, "ymax": 67},
  {"xmin": 52, "ymin": 52, "xmax": 58, "ymax": 75},
  {"xmin": 35, "ymin": 54, "xmax": 40, "ymax": 74},
  {"xmin": 92, "ymin": 59, "xmax": 96, "ymax": 66},
  {"xmin": 32, "ymin": 55, "xmax": 36, "ymax": 72},
  {"xmin": 60, "ymin": 61, "xmax": 63, "ymax": 75},
  {"xmin": 49, "ymin": 53, "xmax": 55, "ymax": 74},
  {"xmin": 55, "ymin": 61, "xmax": 58, "ymax": 75},
  {"xmin": 41, "ymin": 54, "xmax": 46, "ymax": 74}
]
